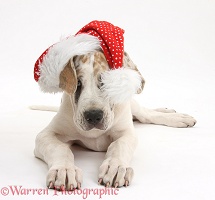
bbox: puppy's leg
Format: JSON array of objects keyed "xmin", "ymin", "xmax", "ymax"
[
  {"xmin": 34, "ymin": 131, "xmax": 82, "ymax": 190},
  {"xmin": 98, "ymin": 131, "xmax": 137, "ymax": 188},
  {"xmin": 131, "ymin": 99, "xmax": 196, "ymax": 128}
]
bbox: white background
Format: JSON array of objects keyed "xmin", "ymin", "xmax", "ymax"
[{"xmin": 0, "ymin": 0, "xmax": 215, "ymax": 199}]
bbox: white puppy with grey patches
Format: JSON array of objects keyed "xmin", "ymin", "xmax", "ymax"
[{"xmin": 34, "ymin": 32, "xmax": 196, "ymax": 191}]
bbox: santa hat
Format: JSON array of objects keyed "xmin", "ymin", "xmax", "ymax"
[{"xmin": 34, "ymin": 20, "xmax": 143, "ymax": 103}]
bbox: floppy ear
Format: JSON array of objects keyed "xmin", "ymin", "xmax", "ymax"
[
  {"xmin": 59, "ymin": 58, "xmax": 77, "ymax": 95},
  {"xmin": 123, "ymin": 52, "xmax": 145, "ymax": 94}
]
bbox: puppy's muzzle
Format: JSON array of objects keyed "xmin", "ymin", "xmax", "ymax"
[{"xmin": 84, "ymin": 109, "xmax": 103, "ymax": 126}]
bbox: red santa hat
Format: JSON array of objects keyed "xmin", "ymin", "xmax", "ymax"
[{"xmin": 34, "ymin": 20, "xmax": 143, "ymax": 103}]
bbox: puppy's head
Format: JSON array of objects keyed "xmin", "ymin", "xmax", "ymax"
[
  {"xmin": 60, "ymin": 52, "xmax": 113, "ymax": 132},
  {"xmin": 59, "ymin": 51, "xmax": 145, "ymax": 133}
]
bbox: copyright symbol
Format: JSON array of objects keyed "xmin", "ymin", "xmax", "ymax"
[{"xmin": 1, "ymin": 187, "xmax": 9, "ymax": 196}]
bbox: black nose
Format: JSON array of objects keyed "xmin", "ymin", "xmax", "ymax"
[{"xmin": 84, "ymin": 109, "xmax": 103, "ymax": 125}]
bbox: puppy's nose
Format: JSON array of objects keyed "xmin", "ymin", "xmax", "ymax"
[{"xmin": 84, "ymin": 109, "xmax": 103, "ymax": 125}]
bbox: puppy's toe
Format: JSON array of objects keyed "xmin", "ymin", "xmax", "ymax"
[
  {"xmin": 54, "ymin": 169, "xmax": 67, "ymax": 190},
  {"xmin": 47, "ymin": 169, "xmax": 58, "ymax": 189},
  {"xmin": 66, "ymin": 167, "xmax": 82, "ymax": 190}
]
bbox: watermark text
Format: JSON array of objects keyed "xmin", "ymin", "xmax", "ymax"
[{"xmin": 0, "ymin": 185, "xmax": 119, "ymax": 199}]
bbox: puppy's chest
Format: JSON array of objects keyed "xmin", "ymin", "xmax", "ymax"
[{"xmin": 74, "ymin": 135, "xmax": 112, "ymax": 152}]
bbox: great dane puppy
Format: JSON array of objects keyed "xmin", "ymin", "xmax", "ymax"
[{"xmin": 34, "ymin": 51, "xmax": 196, "ymax": 190}]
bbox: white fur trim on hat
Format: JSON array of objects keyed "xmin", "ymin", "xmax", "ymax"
[
  {"xmin": 38, "ymin": 34, "xmax": 101, "ymax": 93},
  {"xmin": 100, "ymin": 68, "xmax": 143, "ymax": 104}
]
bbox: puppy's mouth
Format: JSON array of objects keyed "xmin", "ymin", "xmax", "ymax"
[
  {"xmin": 76, "ymin": 121, "xmax": 107, "ymax": 132},
  {"xmin": 84, "ymin": 122, "xmax": 107, "ymax": 131}
]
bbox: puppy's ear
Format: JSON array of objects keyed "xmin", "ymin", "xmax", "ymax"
[
  {"xmin": 59, "ymin": 58, "xmax": 77, "ymax": 95},
  {"xmin": 123, "ymin": 52, "xmax": 145, "ymax": 94}
]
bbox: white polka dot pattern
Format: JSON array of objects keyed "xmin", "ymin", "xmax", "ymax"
[{"xmin": 76, "ymin": 20, "xmax": 124, "ymax": 69}]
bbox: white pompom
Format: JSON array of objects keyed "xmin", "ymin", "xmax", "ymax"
[{"xmin": 101, "ymin": 68, "xmax": 142, "ymax": 104}]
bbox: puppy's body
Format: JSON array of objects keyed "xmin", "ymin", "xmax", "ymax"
[{"xmin": 34, "ymin": 52, "xmax": 196, "ymax": 190}]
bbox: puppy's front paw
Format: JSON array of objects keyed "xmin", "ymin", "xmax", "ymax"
[
  {"xmin": 47, "ymin": 165, "xmax": 82, "ymax": 191},
  {"xmin": 98, "ymin": 159, "xmax": 134, "ymax": 188}
]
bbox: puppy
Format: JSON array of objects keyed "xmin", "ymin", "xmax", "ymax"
[{"xmin": 34, "ymin": 51, "xmax": 196, "ymax": 190}]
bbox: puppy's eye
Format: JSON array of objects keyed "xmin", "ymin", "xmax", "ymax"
[
  {"xmin": 98, "ymin": 75, "xmax": 104, "ymax": 89},
  {"xmin": 75, "ymin": 79, "xmax": 82, "ymax": 103},
  {"xmin": 77, "ymin": 80, "xmax": 82, "ymax": 87}
]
